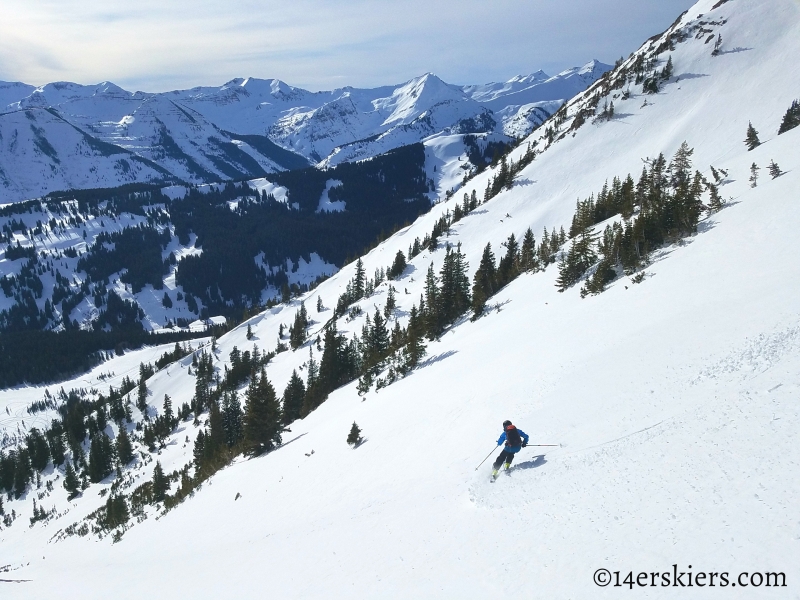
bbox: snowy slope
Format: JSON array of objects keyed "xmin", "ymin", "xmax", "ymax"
[
  {"xmin": 1, "ymin": 0, "xmax": 799, "ymax": 597},
  {"xmin": 0, "ymin": 81, "xmax": 36, "ymax": 109},
  {"xmin": 0, "ymin": 107, "xmax": 171, "ymax": 199}
]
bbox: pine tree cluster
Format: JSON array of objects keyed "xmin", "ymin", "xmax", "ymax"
[
  {"xmin": 548, "ymin": 142, "xmax": 716, "ymax": 296},
  {"xmin": 289, "ymin": 302, "xmax": 309, "ymax": 350},
  {"xmin": 777, "ymin": 99, "xmax": 800, "ymax": 135}
]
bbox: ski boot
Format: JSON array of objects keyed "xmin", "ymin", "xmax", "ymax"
[{"xmin": 490, "ymin": 468, "xmax": 499, "ymax": 481}]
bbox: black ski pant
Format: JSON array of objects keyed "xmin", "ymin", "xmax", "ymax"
[{"xmin": 493, "ymin": 449, "xmax": 516, "ymax": 469}]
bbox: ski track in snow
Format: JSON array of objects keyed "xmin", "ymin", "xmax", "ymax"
[{"xmin": 691, "ymin": 323, "xmax": 800, "ymax": 384}]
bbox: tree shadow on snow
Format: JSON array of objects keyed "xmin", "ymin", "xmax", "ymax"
[
  {"xmin": 718, "ymin": 47, "xmax": 752, "ymax": 55},
  {"xmin": 256, "ymin": 432, "xmax": 308, "ymax": 458},
  {"xmin": 512, "ymin": 454, "xmax": 548, "ymax": 470},
  {"xmin": 397, "ymin": 263, "xmax": 418, "ymax": 280},
  {"xmin": 675, "ymin": 73, "xmax": 709, "ymax": 81},
  {"xmin": 417, "ymin": 350, "xmax": 458, "ymax": 370}
]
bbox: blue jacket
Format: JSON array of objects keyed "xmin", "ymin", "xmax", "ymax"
[{"xmin": 497, "ymin": 428, "xmax": 529, "ymax": 453}]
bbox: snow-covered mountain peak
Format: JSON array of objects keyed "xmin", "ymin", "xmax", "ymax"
[
  {"xmin": 553, "ymin": 58, "xmax": 611, "ymax": 82},
  {"xmin": 375, "ymin": 72, "xmax": 470, "ymax": 127},
  {"xmin": 266, "ymin": 78, "xmax": 296, "ymax": 98},
  {"xmin": 509, "ymin": 70, "xmax": 550, "ymax": 84}
]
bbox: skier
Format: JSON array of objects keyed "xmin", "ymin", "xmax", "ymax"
[{"xmin": 492, "ymin": 420, "xmax": 529, "ymax": 479}]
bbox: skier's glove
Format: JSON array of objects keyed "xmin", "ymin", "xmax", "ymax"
[{"xmin": 521, "ymin": 441, "xmax": 527, "ymax": 448}]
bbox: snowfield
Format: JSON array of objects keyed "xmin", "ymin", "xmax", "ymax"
[{"xmin": 1, "ymin": 0, "xmax": 799, "ymax": 597}]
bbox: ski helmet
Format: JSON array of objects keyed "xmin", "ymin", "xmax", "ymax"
[{"xmin": 503, "ymin": 420, "xmax": 512, "ymax": 429}]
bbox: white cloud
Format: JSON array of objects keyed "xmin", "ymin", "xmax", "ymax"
[{"xmin": 0, "ymin": 0, "xmax": 697, "ymax": 91}]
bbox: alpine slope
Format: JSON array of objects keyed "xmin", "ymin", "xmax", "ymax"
[{"xmin": 1, "ymin": 0, "xmax": 799, "ymax": 597}]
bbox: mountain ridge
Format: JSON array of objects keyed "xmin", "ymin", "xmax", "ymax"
[{"xmin": 0, "ymin": 62, "xmax": 610, "ymax": 202}]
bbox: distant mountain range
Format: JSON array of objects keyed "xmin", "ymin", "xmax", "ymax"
[{"xmin": 0, "ymin": 61, "xmax": 610, "ymax": 202}]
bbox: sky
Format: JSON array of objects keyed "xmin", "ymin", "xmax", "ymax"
[{"xmin": 0, "ymin": 0, "xmax": 697, "ymax": 92}]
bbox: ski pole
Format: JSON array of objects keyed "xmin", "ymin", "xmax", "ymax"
[
  {"xmin": 474, "ymin": 446, "xmax": 497, "ymax": 470},
  {"xmin": 526, "ymin": 444, "xmax": 560, "ymax": 447}
]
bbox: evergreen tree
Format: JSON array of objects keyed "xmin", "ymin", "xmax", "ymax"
[
  {"xmin": 105, "ymin": 494, "xmax": 129, "ymax": 528},
  {"xmin": 390, "ymin": 318, "xmax": 404, "ymax": 351},
  {"xmin": 471, "ymin": 243, "xmax": 496, "ymax": 318},
  {"xmin": 778, "ymin": 99, "xmax": 800, "ymax": 134},
  {"xmin": 387, "ymin": 250, "xmax": 407, "ymax": 280},
  {"xmin": 306, "ymin": 347, "xmax": 319, "ymax": 389},
  {"xmin": 316, "ymin": 296, "xmax": 323, "ymax": 312},
  {"xmin": 661, "ymin": 55, "xmax": 673, "ymax": 80},
  {"xmin": 88, "ymin": 432, "xmax": 114, "ymax": 483},
  {"xmin": 768, "ymin": 160, "xmax": 783, "ymax": 179},
  {"xmin": 367, "ymin": 308, "xmax": 390, "ymax": 368},
  {"xmin": 353, "ymin": 258, "xmax": 366, "ymax": 299},
  {"xmin": 289, "ymin": 302, "xmax": 309, "ymax": 350},
  {"xmin": 116, "ymin": 427, "xmax": 134, "ymax": 466},
  {"xmin": 620, "ymin": 175, "xmax": 636, "ymax": 219},
  {"xmin": 744, "ymin": 122, "xmax": 761, "ymax": 151},
  {"xmin": 207, "ymin": 398, "xmax": 226, "ymax": 452},
  {"xmin": 356, "ymin": 371, "xmax": 373, "ymax": 396},
  {"xmin": 46, "ymin": 420, "xmax": 66, "ymax": 467},
  {"xmin": 305, "ymin": 323, "xmax": 356, "ymax": 413},
  {"xmin": 436, "ymin": 245, "xmax": 468, "ymax": 329},
  {"xmin": 246, "ymin": 324, "xmax": 254, "ymax": 340},
  {"xmin": 705, "ymin": 180, "xmax": 724, "ymax": 212},
  {"xmin": 347, "ymin": 422, "xmax": 363, "ymax": 447},
  {"xmin": 670, "ymin": 141, "xmax": 694, "ymax": 191},
  {"xmin": 497, "ymin": 233, "xmax": 520, "ymax": 288},
  {"xmin": 152, "ymin": 461, "xmax": 170, "ymax": 503},
  {"xmin": 402, "ymin": 305, "xmax": 426, "ymax": 371},
  {"xmin": 555, "ymin": 245, "xmax": 578, "ymax": 292},
  {"xmin": 13, "ymin": 449, "xmax": 32, "ymax": 498},
  {"xmin": 749, "ymin": 162, "xmax": 760, "ymax": 187},
  {"xmin": 163, "ymin": 394, "xmax": 174, "ymax": 427},
  {"xmin": 243, "ymin": 368, "xmax": 283, "ymax": 455},
  {"xmin": 193, "ymin": 351, "xmax": 212, "ymax": 416},
  {"xmin": 712, "ymin": 34, "xmax": 722, "ymax": 56},
  {"xmin": 519, "ymin": 228, "xmax": 537, "ymax": 272},
  {"xmin": 222, "ymin": 390, "xmax": 243, "ymax": 448},
  {"xmin": 538, "ymin": 227, "xmax": 551, "ymax": 265},
  {"xmin": 64, "ymin": 461, "xmax": 80, "ymax": 498},
  {"xmin": 26, "ymin": 428, "xmax": 50, "ymax": 472},
  {"xmin": 556, "ymin": 224, "xmax": 597, "ymax": 292},
  {"xmin": 452, "ymin": 244, "xmax": 471, "ymax": 317},
  {"xmin": 384, "ymin": 285, "xmax": 397, "ymax": 318},
  {"xmin": 136, "ymin": 378, "xmax": 148, "ymax": 417},
  {"xmin": 281, "ymin": 369, "xmax": 306, "ymax": 425},
  {"xmin": 423, "ymin": 263, "xmax": 440, "ymax": 338},
  {"xmin": 193, "ymin": 430, "xmax": 206, "ymax": 470}
]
